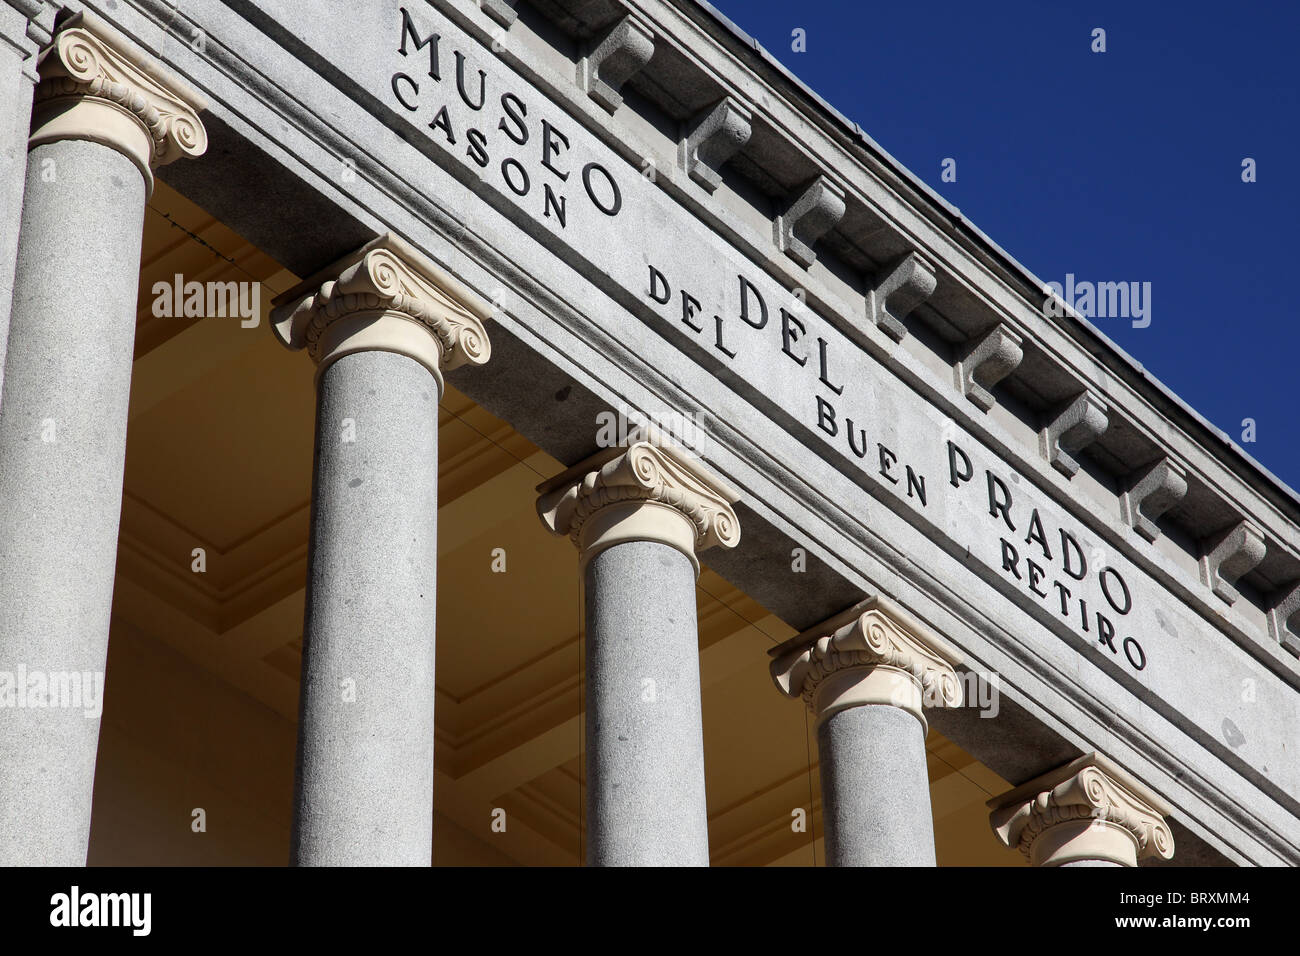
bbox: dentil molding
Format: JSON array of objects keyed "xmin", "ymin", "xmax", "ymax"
[
  {"xmin": 271, "ymin": 233, "xmax": 493, "ymax": 387},
  {"xmin": 30, "ymin": 11, "xmax": 207, "ymax": 192},
  {"xmin": 769, "ymin": 595, "xmax": 962, "ymax": 731},
  {"xmin": 987, "ymin": 752, "xmax": 1175, "ymax": 866},
  {"xmin": 536, "ymin": 434, "xmax": 741, "ymax": 574}
]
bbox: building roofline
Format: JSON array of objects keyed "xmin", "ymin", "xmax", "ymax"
[{"xmin": 689, "ymin": 0, "xmax": 1300, "ymax": 517}]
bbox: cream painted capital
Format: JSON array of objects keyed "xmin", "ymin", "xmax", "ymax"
[
  {"xmin": 768, "ymin": 596, "xmax": 962, "ymax": 732},
  {"xmin": 536, "ymin": 436, "xmax": 740, "ymax": 574},
  {"xmin": 987, "ymin": 753, "xmax": 1175, "ymax": 866},
  {"xmin": 271, "ymin": 233, "xmax": 493, "ymax": 388},
  {"xmin": 30, "ymin": 11, "xmax": 208, "ymax": 192}
]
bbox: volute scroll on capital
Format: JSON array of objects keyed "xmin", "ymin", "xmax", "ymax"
[
  {"xmin": 768, "ymin": 596, "xmax": 963, "ymax": 730},
  {"xmin": 536, "ymin": 436, "xmax": 741, "ymax": 574},
  {"xmin": 271, "ymin": 233, "xmax": 494, "ymax": 386},
  {"xmin": 987, "ymin": 752, "xmax": 1175, "ymax": 866},
  {"xmin": 30, "ymin": 11, "xmax": 209, "ymax": 192}
]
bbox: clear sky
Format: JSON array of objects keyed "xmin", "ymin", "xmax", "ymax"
[{"xmin": 709, "ymin": 0, "xmax": 1299, "ymax": 491}]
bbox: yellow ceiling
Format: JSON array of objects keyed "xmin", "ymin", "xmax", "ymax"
[{"xmin": 89, "ymin": 179, "xmax": 1023, "ymax": 866}]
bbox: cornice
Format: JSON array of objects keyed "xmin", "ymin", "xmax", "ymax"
[
  {"xmin": 110, "ymin": 0, "xmax": 1300, "ymax": 680},
  {"xmin": 676, "ymin": 0, "xmax": 1300, "ymax": 515},
  {"xmin": 270, "ymin": 232, "xmax": 493, "ymax": 387},
  {"xmin": 2, "ymin": 0, "xmax": 53, "ymax": 66},
  {"xmin": 98, "ymin": 0, "xmax": 1300, "ymax": 863},
  {"xmin": 612, "ymin": 0, "xmax": 1300, "ymax": 666},
  {"xmin": 429, "ymin": 0, "xmax": 1300, "ymax": 676}
]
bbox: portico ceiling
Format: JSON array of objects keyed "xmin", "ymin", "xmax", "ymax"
[{"xmin": 91, "ymin": 178, "xmax": 1020, "ymax": 866}]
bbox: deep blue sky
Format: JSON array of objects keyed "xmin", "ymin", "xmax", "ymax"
[{"xmin": 711, "ymin": 0, "xmax": 1299, "ymax": 491}]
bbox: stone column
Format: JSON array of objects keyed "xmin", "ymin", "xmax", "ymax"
[
  {"xmin": 987, "ymin": 752, "xmax": 1175, "ymax": 866},
  {"xmin": 271, "ymin": 233, "xmax": 492, "ymax": 866},
  {"xmin": 769, "ymin": 596, "xmax": 963, "ymax": 866},
  {"xmin": 0, "ymin": 0, "xmax": 53, "ymax": 397},
  {"xmin": 0, "ymin": 12, "xmax": 206, "ymax": 866},
  {"xmin": 537, "ymin": 436, "xmax": 741, "ymax": 866}
]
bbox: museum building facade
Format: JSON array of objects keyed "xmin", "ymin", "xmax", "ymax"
[{"xmin": 0, "ymin": 0, "xmax": 1297, "ymax": 866}]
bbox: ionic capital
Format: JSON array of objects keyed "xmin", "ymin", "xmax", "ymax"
[
  {"xmin": 536, "ymin": 435, "xmax": 740, "ymax": 575},
  {"xmin": 30, "ymin": 11, "xmax": 208, "ymax": 193},
  {"xmin": 987, "ymin": 753, "xmax": 1175, "ymax": 866},
  {"xmin": 769, "ymin": 596, "xmax": 962, "ymax": 732},
  {"xmin": 271, "ymin": 233, "xmax": 493, "ymax": 390}
]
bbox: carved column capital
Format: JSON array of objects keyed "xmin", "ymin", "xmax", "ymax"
[
  {"xmin": 988, "ymin": 753, "xmax": 1175, "ymax": 866},
  {"xmin": 536, "ymin": 435, "xmax": 741, "ymax": 575},
  {"xmin": 271, "ymin": 233, "xmax": 493, "ymax": 391},
  {"xmin": 30, "ymin": 11, "xmax": 208, "ymax": 193},
  {"xmin": 769, "ymin": 596, "xmax": 962, "ymax": 733}
]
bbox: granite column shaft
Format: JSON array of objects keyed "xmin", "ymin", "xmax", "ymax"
[
  {"xmin": 584, "ymin": 536, "xmax": 709, "ymax": 865},
  {"xmin": 0, "ymin": 14, "xmax": 207, "ymax": 865},
  {"xmin": 273, "ymin": 234, "xmax": 493, "ymax": 866},
  {"xmin": 290, "ymin": 349, "xmax": 440, "ymax": 866},
  {"xmin": 818, "ymin": 700, "xmax": 935, "ymax": 866},
  {"xmin": 769, "ymin": 597, "xmax": 963, "ymax": 868},
  {"xmin": 538, "ymin": 436, "xmax": 741, "ymax": 866}
]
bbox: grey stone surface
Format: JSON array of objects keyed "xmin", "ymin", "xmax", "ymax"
[
  {"xmin": 867, "ymin": 251, "xmax": 937, "ymax": 343},
  {"xmin": 956, "ymin": 324, "xmax": 1023, "ymax": 413},
  {"xmin": 157, "ymin": 110, "xmax": 375, "ymax": 279},
  {"xmin": 1143, "ymin": 816, "xmax": 1233, "ymax": 867},
  {"xmin": 89, "ymin": 0, "xmax": 1300, "ymax": 864},
  {"xmin": 0, "ymin": 139, "xmax": 147, "ymax": 865},
  {"xmin": 577, "ymin": 14, "xmax": 654, "ymax": 114},
  {"xmin": 1121, "ymin": 456, "xmax": 1188, "ymax": 543},
  {"xmin": 818, "ymin": 703, "xmax": 935, "ymax": 866},
  {"xmin": 774, "ymin": 175, "xmax": 845, "ymax": 269},
  {"xmin": 679, "ymin": 96, "xmax": 751, "ymax": 194},
  {"xmin": 1199, "ymin": 519, "xmax": 1266, "ymax": 606},
  {"xmin": 0, "ymin": 1, "xmax": 41, "ymax": 408},
  {"xmin": 291, "ymin": 349, "xmax": 440, "ymax": 867},
  {"xmin": 1267, "ymin": 581, "xmax": 1300, "ymax": 658},
  {"xmin": 480, "ymin": 0, "xmax": 517, "ymax": 29},
  {"xmin": 1039, "ymin": 391, "xmax": 1109, "ymax": 478},
  {"xmin": 584, "ymin": 539, "xmax": 709, "ymax": 866},
  {"xmin": 1062, "ymin": 859, "xmax": 1122, "ymax": 867}
]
